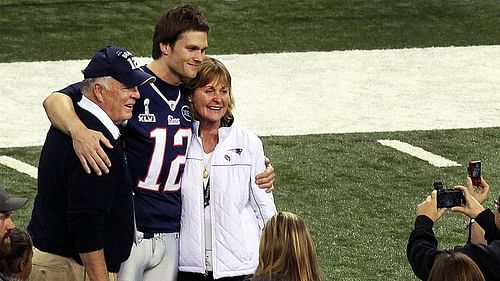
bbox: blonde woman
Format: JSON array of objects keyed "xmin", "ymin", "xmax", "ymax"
[
  {"xmin": 179, "ymin": 57, "xmax": 276, "ymax": 280},
  {"xmin": 253, "ymin": 212, "xmax": 324, "ymax": 281}
]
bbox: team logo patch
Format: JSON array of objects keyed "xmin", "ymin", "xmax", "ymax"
[
  {"xmin": 138, "ymin": 98, "xmax": 156, "ymax": 123},
  {"xmin": 167, "ymin": 115, "xmax": 180, "ymax": 125},
  {"xmin": 227, "ymin": 148, "xmax": 243, "ymax": 155},
  {"xmin": 181, "ymin": 105, "xmax": 192, "ymax": 122}
]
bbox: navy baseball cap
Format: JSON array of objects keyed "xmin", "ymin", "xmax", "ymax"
[
  {"xmin": 0, "ymin": 186, "xmax": 27, "ymax": 213},
  {"xmin": 82, "ymin": 46, "xmax": 155, "ymax": 87}
]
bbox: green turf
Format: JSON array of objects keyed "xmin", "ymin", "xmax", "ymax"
[
  {"xmin": 1, "ymin": 0, "xmax": 500, "ymax": 62},
  {"xmin": 1, "ymin": 127, "xmax": 499, "ymax": 280}
]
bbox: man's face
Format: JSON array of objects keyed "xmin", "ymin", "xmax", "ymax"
[
  {"xmin": 0, "ymin": 211, "xmax": 15, "ymax": 247},
  {"xmin": 165, "ymin": 30, "xmax": 208, "ymax": 84},
  {"xmin": 99, "ymin": 79, "xmax": 141, "ymax": 124}
]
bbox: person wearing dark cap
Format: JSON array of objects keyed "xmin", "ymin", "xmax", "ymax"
[
  {"xmin": 27, "ymin": 46, "xmax": 155, "ymax": 281},
  {"xmin": 0, "ymin": 186, "xmax": 28, "ymax": 281}
]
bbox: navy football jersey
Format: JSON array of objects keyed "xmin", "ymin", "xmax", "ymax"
[
  {"xmin": 124, "ymin": 66, "xmax": 192, "ymax": 233},
  {"xmin": 58, "ymin": 66, "xmax": 192, "ymax": 233}
]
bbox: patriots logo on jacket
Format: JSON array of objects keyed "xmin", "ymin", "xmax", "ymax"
[{"xmin": 227, "ymin": 148, "xmax": 243, "ymax": 155}]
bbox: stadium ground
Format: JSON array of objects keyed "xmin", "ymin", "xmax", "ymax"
[{"xmin": 1, "ymin": 45, "xmax": 499, "ymax": 148}]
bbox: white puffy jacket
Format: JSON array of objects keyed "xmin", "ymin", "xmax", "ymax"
[{"xmin": 179, "ymin": 121, "xmax": 276, "ymax": 279}]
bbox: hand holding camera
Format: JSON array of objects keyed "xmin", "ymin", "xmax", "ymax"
[
  {"xmin": 433, "ymin": 181, "xmax": 465, "ymax": 209},
  {"xmin": 416, "ymin": 190, "xmax": 446, "ymax": 223},
  {"xmin": 466, "ymin": 176, "xmax": 489, "ymax": 205},
  {"xmin": 450, "ymin": 185, "xmax": 485, "ymax": 219}
]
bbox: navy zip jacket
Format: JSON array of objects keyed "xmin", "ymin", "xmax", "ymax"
[{"xmin": 28, "ymin": 104, "xmax": 134, "ymax": 272}]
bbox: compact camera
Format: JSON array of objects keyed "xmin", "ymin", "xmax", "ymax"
[
  {"xmin": 433, "ymin": 181, "xmax": 465, "ymax": 208},
  {"xmin": 467, "ymin": 160, "xmax": 481, "ymax": 187}
]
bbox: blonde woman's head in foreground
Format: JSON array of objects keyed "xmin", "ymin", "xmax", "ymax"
[{"xmin": 254, "ymin": 211, "xmax": 324, "ymax": 281}]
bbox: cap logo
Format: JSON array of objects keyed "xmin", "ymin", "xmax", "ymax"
[{"xmin": 116, "ymin": 50, "xmax": 139, "ymax": 70}]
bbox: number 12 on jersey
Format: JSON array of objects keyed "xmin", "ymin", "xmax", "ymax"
[{"xmin": 137, "ymin": 128, "xmax": 192, "ymax": 192}]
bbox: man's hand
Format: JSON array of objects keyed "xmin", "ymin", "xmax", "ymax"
[
  {"xmin": 255, "ymin": 157, "xmax": 275, "ymax": 193},
  {"xmin": 80, "ymin": 250, "xmax": 110, "ymax": 281},
  {"xmin": 466, "ymin": 176, "xmax": 489, "ymax": 204},
  {"xmin": 43, "ymin": 92, "xmax": 113, "ymax": 176},
  {"xmin": 416, "ymin": 190, "xmax": 445, "ymax": 223},
  {"xmin": 451, "ymin": 185, "xmax": 485, "ymax": 218},
  {"xmin": 71, "ymin": 124, "xmax": 113, "ymax": 176}
]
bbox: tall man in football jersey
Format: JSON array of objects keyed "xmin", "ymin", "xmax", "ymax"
[{"xmin": 42, "ymin": 4, "xmax": 275, "ymax": 281}]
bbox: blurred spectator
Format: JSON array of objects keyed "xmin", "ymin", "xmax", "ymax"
[
  {"xmin": 0, "ymin": 228, "xmax": 33, "ymax": 281},
  {"xmin": 407, "ymin": 177, "xmax": 500, "ymax": 281},
  {"xmin": 0, "ymin": 186, "xmax": 28, "ymax": 281},
  {"xmin": 427, "ymin": 251, "xmax": 485, "ymax": 281},
  {"xmin": 253, "ymin": 212, "xmax": 324, "ymax": 281}
]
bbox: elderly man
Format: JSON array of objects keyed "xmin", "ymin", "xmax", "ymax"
[
  {"xmin": 27, "ymin": 46, "xmax": 155, "ymax": 281},
  {"xmin": 407, "ymin": 177, "xmax": 500, "ymax": 281},
  {"xmin": 0, "ymin": 185, "xmax": 28, "ymax": 281}
]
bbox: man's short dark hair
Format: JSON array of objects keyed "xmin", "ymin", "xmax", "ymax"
[{"xmin": 151, "ymin": 4, "xmax": 209, "ymax": 59}]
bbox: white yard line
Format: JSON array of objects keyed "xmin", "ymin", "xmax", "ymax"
[
  {"xmin": 0, "ymin": 46, "xmax": 499, "ymax": 148},
  {"xmin": 0, "ymin": 155, "xmax": 38, "ymax": 178},
  {"xmin": 377, "ymin": 139, "xmax": 461, "ymax": 167}
]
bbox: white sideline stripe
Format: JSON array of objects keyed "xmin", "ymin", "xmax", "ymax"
[
  {"xmin": 2, "ymin": 45, "xmax": 500, "ymax": 148},
  {"xmin": 0, "ymin": 155, "xmax": 38, "ymax": 179},
  {"xmin": 377, "ymin": 139, "xmax": 461, "ymax": 167}
]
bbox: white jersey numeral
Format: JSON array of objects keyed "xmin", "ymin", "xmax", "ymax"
[{"xmin": 137, "ymin": 128, "xmax": 191, "ymax": 192}]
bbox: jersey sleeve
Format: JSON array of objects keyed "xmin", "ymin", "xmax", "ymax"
[{"xmin": 57, "ymin": 82, "xmax": 83, "ymax": 104}]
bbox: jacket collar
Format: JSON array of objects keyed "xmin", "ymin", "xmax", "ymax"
[
  {"xmin": 192, "ymin": 120, "xmax": 232, "ymax": 144},
  {"xmin": 77, "ymin": 95, "xmax": 121, "ymax": 140}
]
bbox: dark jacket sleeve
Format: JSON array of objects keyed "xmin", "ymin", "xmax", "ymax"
[
  {"xmin": 58, "ymin": 82, "xmax": 83, "ymax": 103},
  {"xmin": 406, "ymin": 215, "xmax": 441, "ymax": 280},
  {"xmin": 64, "ymin": 146, "xmax": 115, "ymax": 254},
  {"xmin": 475, "ymin": 209, "xmax": 500, "ymax": 244}
]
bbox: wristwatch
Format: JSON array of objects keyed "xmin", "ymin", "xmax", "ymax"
[{"xmin": 463, "ymin": 218, "xmax": 476, "ymax": 229}]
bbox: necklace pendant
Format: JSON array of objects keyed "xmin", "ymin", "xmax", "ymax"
[{"xmin": 203, "ymin": 169, "xmax": 209, "ymax": 179}]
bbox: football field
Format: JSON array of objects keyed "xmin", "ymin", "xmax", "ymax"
[{"xmin": 1, "ymin": 1, "xmax": 500, "ymax": 280}]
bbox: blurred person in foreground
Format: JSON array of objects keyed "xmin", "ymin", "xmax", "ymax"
[
  {"xmin": 252, "ymin": 212, "xmax": 324, "ymax": 281},
  {"xmin": 407, "ymin": 177, "xmax": 500, "ymax": 281},
  {"xmin": 27, "ymin": 46, "xmax": 155, "ymax": 281},
  {"xmin": 0, "ymin": 186, "xmax": 27, "ymax": 281},
  {"xmin": 0, "ymin": 228, "xmax": 33, "ymax": 281},
  {"xmin": 426, "ymin": 251, "xmax": 485, "ymax": 281}
]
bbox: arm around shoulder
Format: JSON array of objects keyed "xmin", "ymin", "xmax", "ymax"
[
  {"xmin": 43, "ymin": 91, "xmax": 113, "ymax": 175},
  {"xmin": 43, "ymin": 92, "xmax": 82, "ymax": 136}
]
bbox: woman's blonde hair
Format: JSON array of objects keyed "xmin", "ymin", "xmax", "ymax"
[
  {"xmin": 427, "ymin": 251, "xmax": 485, "ymax": 281},
  {"xmin": 254, "ymin": 212, "xmax": 324, "ymax": 281},
  {"xmin": 182, "ymin": 57, "xmax": 235, "ymax": 127}
]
